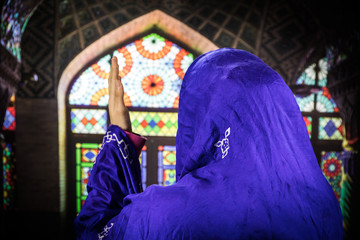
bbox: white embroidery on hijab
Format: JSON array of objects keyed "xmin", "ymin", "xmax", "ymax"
[
  {"xmin": 214, "ymin": 127, "xmax": 230, "ymax": 159},
  {"xmin": 98, "ymin": 222, "xmax": 114, "ymax": 240}
]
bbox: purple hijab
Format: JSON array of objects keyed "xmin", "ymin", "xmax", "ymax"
[{"xmin": 74, "ymin": 48, "xmax": 342, "ymax": 239}]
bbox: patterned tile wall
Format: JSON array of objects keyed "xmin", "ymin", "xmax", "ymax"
[
  {"xmin": 18, "ymin": 0, "xmax": 56, "ymax": 98},
  {"xmin": 18, "ymin": 0, "xmax": 315, "ymax": 98}
]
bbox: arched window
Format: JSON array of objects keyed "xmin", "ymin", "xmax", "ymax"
[
  {"xmin": 67, "ymin": 32, "xmax": 195, "ymax": 213},
  {"xmin": 294, "ymin": 58, "xmax": 344, "ymax": 200}
]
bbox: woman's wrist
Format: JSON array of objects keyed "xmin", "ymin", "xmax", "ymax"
[{"xmin": 110, "ymin": 106, "xmax": 132, "ymax": 132}]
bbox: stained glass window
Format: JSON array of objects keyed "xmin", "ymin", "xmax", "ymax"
[
  {"xmin": 302, "ymin": 116, "xmax": 312, "ymax": 138},
  {"xmin": 321, "ymin": 151, "xmax": 343, "ymax": 201},
  {"xmin": 318, "ymin": 117, "xmax": 343, "ymax": 140},
  {"xmin": 68, "ymin": 33, "xmax": 194, "ymax": 214},
  {"xmin": 296, "ymin": 62, "xmax": 316, "ymax": 86},
  {"xmin": 69, "ymin": 55, "xmax": 111, "ymax": 106},
  {"xmin": 75, "ymin": 143, "xmax": 101, "ymax": 213},
  {"xmin": 75, "ymin": 142, "xmax": 147, "ymax": 212},
  {"xmin": 2, "ymin": 106, "xmax": 16, "ymax": 131},
  {"xmin": 316, "ymin": 87, "xmax": 339, "ymax": 113},
  {"xmin": 295, "ymin": 94, "xmax": 315, "ymax": 112},
  {"xmin": 0, "ymin": 0, "xmax": 39, "ymax": 60},
  {"xmin": 68, "ymin": 33, "xmax": 194, "ymax": 108},
  {"xmin": 70, "ymin": 109, "xmax": 107, "ymax": 134},
  {"xmin": 129, "ymin": 111, "xmax": 178, "ymax": 137},
  {"xmin": 2, "ymin": 142, "xmax": 16, "ymax": 210},
  {"xmin": 317, "ymin": 58, "xmax": 328, "ymax": 87},
  {"xmin": 294, "ymin": 58, "xmax": 335, "ymax": 113},
  {"xmin": 294, "ymin": 58, "xmax": 343, "ymax": 142},
  {"xmin": 158, "ymin": 145, "xmax": 176, "ymax": 186},
  {"xmin": 293, "ymin": 57, "xmax": 344, "ymax": 204},
  {"xmin": 139, "ymin": 146, "xmax": 147, "ymax": 190}
]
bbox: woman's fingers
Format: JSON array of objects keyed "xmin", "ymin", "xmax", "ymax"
[
  {"xmin": 109, "ymin": 56, "xmax": 119, "ymax": 98},
  {"xmin": 107, "ymin": 56, "xmax": 131, "ymax": 131}
]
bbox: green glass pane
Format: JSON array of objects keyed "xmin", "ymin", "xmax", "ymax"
[
  {"xmin": 71, "ymin": 109, "xmax": 107, "ymax": 134},
  {"xmin": 75, "ymin": 142, "xmax": 101, "ymax": 213},
  {"xmin": 130, "ymin": 111, "xmax": 178, "ymax": 136}
]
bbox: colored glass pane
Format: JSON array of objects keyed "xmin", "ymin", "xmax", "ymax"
[
  {"xmin": 139, "ymin": 145, "xmax": 147, "ymax": 190},
  {"xmin": 158, "ymin": 145, "xmax": 176, "ymax": 186},
  {"xmin": 129, "ymin": 111, "xmax": 178, "ymax": 136},
  {"xmin": 0, "ymin": 0, "xmax": 38, "ymax": 60},
  {"xmin": 75, "ymin": 142, "xmax": 147, "ymax": 212},
  {"xmin": 316, "ymin": 87, "xmax": 339, "ymax": 113},
  {"xmin": 2, "ymin": 106, "xmax": 15, "ymax": 130},
  {"xmin": 69, "ymin": 55, "xmax": 111, "ymax": 106},
  {"xmin": 70, "ymin": 108, "xmax": 107, "ymax": 134},
  {"xmin": 296, "ymin": 63, "xmax": 316, "ymax": 85},
  {"xmin": 321, "ymin": 151, "xmax": 343, "ymax": 201},
  {"xmin": 318, "ymin": 117, "xmax": 343, "ymax": 140},
  {"xmin": 2, "ymin": 142, "xmax": 15, "ymax": 211},
  {"xmin": 302, "ymin": 116, "xmax": 312, "ymax": 138},
  {"xmin": 294, "ymin": 94, "xmax": 315, "ymax": 112},
  {"xmin": 75, "ymin": 143, "xmax": 101, "ymax": 213},
  {"xmin": 68, "ymin": 33, "xmax": 194, "ymax": 108},
  {"xmin": 317, "ymin": 58, "xmax": 328, "ymax": 87}
]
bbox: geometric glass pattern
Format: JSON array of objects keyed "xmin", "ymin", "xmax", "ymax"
[
  {"xmin": 75, "ymin": 142, "xmax": 147, "ymax": 213},
  {"xmin": 2, "ymin": 142, "xmax": 16, "ymax": 211},
  {"xmin": 0, "ymin": 0, "xmax": 36, "ymax": 60},
  {"xmin": 129, "ymin": 111, "xmax": 178, "ymax": 137},
  {"xmin": 302, "ymin": 116, "xmax": 312, "ymax": 138},
  {"xmin": 75, "ymin": 143, "xmax": 101, "ymax": 213},
  {"xmin": 68, "ymin": 33, "xmax": 194, "ymax": 108},
  {"xmin": 2, "ymin": 106, "xmax": 16, "ymax": 131},
  {"xmin": 321, "ymin": 151, "xmax": 343, "ymax": 201},
  {"xmin": 316, "ymin": 87, "xmax": 339, "ymax": 113},
  {"xmin": 139, "ymin": 145, "xmax": 147, "ymax": 190},
  {"xmin": 294, "ymin": 94, "xmax": 315, "ymax": 112},
  {"xmin": 158, "ymin": 145, "xmax": 176, "ymax": 186},
  {"xmin": 318, "ymin": 117, "xmax": 343, "ymax": 140},
  {"xmin": 296, "ymin": 62, "xmax": 316, "ymax": 86},
  {"xmin": 69, "ymin": 55, "xmax": 111, "ymax": 106},
  {"xmin": 317, "ymin": 58, "xmax": 328, "ymax": 87},
  {"xmin": 70, "ymin": 109, "xmax": 107, "ymax": 134}
]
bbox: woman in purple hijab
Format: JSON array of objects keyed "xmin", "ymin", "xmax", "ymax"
[{"xmin": 74, "ymin": 48, "xmax": 342, "ymax": 239}]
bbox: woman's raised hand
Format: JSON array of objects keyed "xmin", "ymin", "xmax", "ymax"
[{"xmin": 108, "ymin": 56, "xmax": 132, "ymax": 132}]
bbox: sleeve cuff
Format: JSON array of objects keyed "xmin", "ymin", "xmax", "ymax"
[{"xmin": 124, "ymin": 130, "xmax": 147, "ymax": 157}]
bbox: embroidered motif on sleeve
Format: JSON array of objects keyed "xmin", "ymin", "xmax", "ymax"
[
  {"xmin": 214, "ymin": 127, "xmax": 230, "ymax": 159},
  {"xmin": 98, "ymin": 131, "xmax": 132, "ymax": 163},
  {"xmin": 98, "ymin": 222, "xmax": 114, "ymax": 240}
]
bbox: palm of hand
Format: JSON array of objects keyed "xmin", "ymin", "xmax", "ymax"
[{"xmin": 108, "ymin": 56, "xmax": 132, "ymax": 132}]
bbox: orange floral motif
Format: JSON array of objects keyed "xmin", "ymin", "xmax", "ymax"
[
  {"xmin": 91, "ymin": 63, "xmax": 109, "ymax": 79},
  {"xmin": 91, "ymin": 88, "xmax": 108, "ymax": 105},
  {"xmin": 173, "ymin": 95, "xmax": 179, "ymax": 108},
  {"xmin": 116, "ymin": 47, "xmax": 133, "ymax": 78},
  {"xmin": 174, "ymin": 49, "xmax": 190, "ymax": 79},
  {"xmin": 91, "ymin": 88, "xmax": 132, "ymax": 107},
  {"xmin": 135, "ymin": 39, "xmax": 172, "ymax": 60},
  {"xmin": 123, "ymin": 93, "xmax": 132, "ymax": 107},
  {"xmin": 141, "ymin": 74, "xmax": 164, "ymax": 96}
]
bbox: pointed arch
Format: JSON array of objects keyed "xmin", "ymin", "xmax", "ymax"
[{"xmin": 57, "ymin": 9, "xmax": 218, "ymax": 213}]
